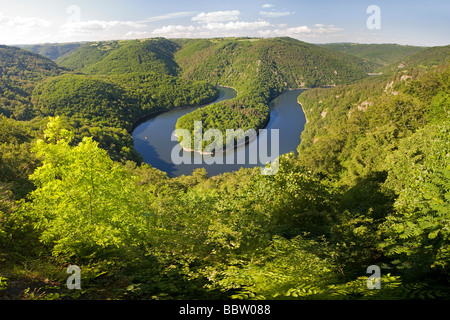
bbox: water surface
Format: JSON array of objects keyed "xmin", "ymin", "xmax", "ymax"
[{"xmin": 132, "ymin": 87, "xmax": 307, "ymax": 177}]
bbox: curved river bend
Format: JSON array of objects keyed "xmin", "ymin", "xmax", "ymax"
[{"xmin": 132, "ymin": 87, "xmax": 307, "ymax": 177}]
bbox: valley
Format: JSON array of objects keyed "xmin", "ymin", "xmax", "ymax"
[{"xmin": 0, "ymin": 36, "xmax": 449, "ymax": 302}]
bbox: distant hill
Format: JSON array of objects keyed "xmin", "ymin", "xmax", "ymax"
[
  {"xmin": 31, "ymin": 74, "xmax": 139, "ymax": 127},
  {"xmin": 392, "ymin": 44, "xmax": 450, "ymax": 70},
  {"xmin": 56, "ymin": 37, "xmax": 372, "ymax": 86},
  {"xmin": 0, "ymin": 45, "xmax": 65, "ymax": 119},
  {"xmin": 172, "ymin": 37, "xmax": 374, "ymax": 150},
  {"xmin": 175, "ymin": 37, "xmax": 371, "ymax": 88},
  {"xmin": 0, "ymin": 45, "xmax": 62, "ymax": 80},
  {"xmin": 31, "ymin": 72, "xmax": 218, "ymax": 128},
  {"xmin": 52, "ymin": 36, "xmax": 375, "ymax": 151},
  {"xmin": 56, "ymin": 38, "xmax": 180, "ymax": 75},
  {"xmin": 8, "ymin": 37, "xmax": 443, "ymax": 153},
  {"xmin": 321, "ymin": 43, "xmax": 426, "ymax": 71},
  {"xmin": 19, "ymin": 43, "xmax": 83, "ymax": 61},
  {"xmin": 297, "ymin": 51, "xmax": 449, "ymax": 180}
]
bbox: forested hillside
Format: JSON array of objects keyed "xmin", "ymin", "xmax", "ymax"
[
  {"xmin": 297, "ymin": 55, "xmax": 449, "ymax": 288},
  {"xmin": 388, "ymin": 44, "xmax": 450, "ymax": 71},
  {"xmin": 175, "ymin": 37, "xmax": 371, "ymax": 87},
  {"xmin": 321, "ymin": 43, "xmax": 426, "ymax": 71},
  {"xmin": 297, "ymin": 45, "xmax": 450, "ymax": 180},
  {"xmin": 8, "ymin": 39, "xmax": 219, "ymax": 162},
  {"xmin": 174, "ymin": 37, "xmax": 371, "ymax": 150},
  {"xmin": 0, "ymin": 37, "xmax": 449, "ymax": 301},
  {"xmin": 57, "ymin": 38, "xmax": 180, "ymax": 75},
  {"xmin": 0, "ymin": 45, "xmax": 65, "ymax": 119},
  {"xmin": 34, "ymin": 37, "xmax": 374, "ymax": 152},
  {"xmin": 19, "ymin": 43, "xmax": 83, "ymax": 61},
  {"xmin": 32, "ymin": 72, "xmax": 218, "ymax": 128}
]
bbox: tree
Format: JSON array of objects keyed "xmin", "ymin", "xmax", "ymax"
[
  {"xmin": 380, "ymin": 121, "xmax": 450, "ymax": 280},
  {"xmin": 216, "ymin": 235, "xmax": 336, "ymax": 299},
  {"xmin": 22, "ymin": 117, "xmax": 149, "ymax": 260}
]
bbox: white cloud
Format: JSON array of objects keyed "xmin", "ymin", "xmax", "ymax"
[
  {"xmin": 204, "ymin": 20, "xmax": 272, "ymax": 31},
  {"xmin": 148, "ymin": 10, "xmax": 272, "ymax": 38},
  {"xmin": 0, "ymin": 7, "xmax": 347, "ymax": 45},
  {"xmin": 147, "ymin": 8, "xmax": 344, "ymax": 41},
  {"xmin": 258, "ymin": 11, "xmax": 294, "ymax": 18},
  {"xmin": 192, "ymin": 10, "xmax": 240, "ymax": 23},
  {"xmin": 124, "ymin": 31, "xmax": 152, "ymax": 38},
  {"xmin": 141, "ymin": 12, "xmax": 197, "ymax": 23},
  {"xmin": 61, "ymin": 20, "xmax": 145, "ymax": 33},
  {"xmin": 56, "ymin": 11, "xmax": 196, "ymax": 43},
  {"xmin": 0, "ymin": 12, "xmax": 53, "ymax": 44},
  {"xmin": 57, "ymin": 19, "xmax": 146, "ymax": 43},
  {"xmin": 258, "ymin": 24, "xmax": 344, "ymax": 39},
  {"xmin": 152, "ymin": 25, "xmax": 200, "ymax": 38},
  {"xmin": 155, "ymin": 25, "xmax": 197, "ymax": 33},
  {"xmin": 287, "ymin": 26, "xmax": 312, "ymax": 34},
  {"xmin": 315, "ymin": 25, "xmax": 343, "ymax": 34},
  {"xmin": 259, "ymin": 25, "xmax": 312, "ymax": 37},
  {"xmin": 153, "ymin": 25, "xmax": 197, "ymax": 34},
  {"xmin": 0, "ymin": 12, "xmax": 52, "ymax": 30},
  {"xmin": 151, "ymin": 20, "xmax": 273, "ymax": 38}
]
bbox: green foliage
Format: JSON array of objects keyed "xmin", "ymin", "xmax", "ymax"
[
  {"xmin": 328, "ymin": 276, "xmax": 450, "ymax": 300},
  {"xmin": 297, "ymin": 62, "xmax": 449, "ymax": 181},
  {"xmin": 321, "ymin": 43, "xmax": 425, "ymax": 71},
  {"xmin": 32, "ymin": 72, "xmax": 218, "ymax": 129},
  {"xmin": 0, "ymin": 276, "xmax": 7, "ymax": 292},
  {"xmin": 326, "ymin": 274, "xmax": 402, "ymax": 299},
  {"xmin": 176, "ymin": 37, "xmax": 370, "ymax": 88},
  {"xmin": 380, "ymin": 121, "xmax": 450, "ymax": 279},
  {"xmin": 217, "ymin": 236, "xmax": 335, "ymax": 300},
  {"xmin": 29, "ymin": 71, "xmax": 218, "ymax": 163},
  {"xmin": 0, "ymin": 45, "xmax": 64, "ymax": 120},
  {"xmin": 0, "ymin": 115, "xmax": 40, "ymax": 198},
  {"xmin": 22, "ymin": 117, "xmax": 148, "ymax": 260},
  {"xmin": 20, "ymin": 43, "xmax": 83, "ymax": 61},
  {"xmin": 57, "ymin": 39, "xmax": 180, "ymax": 75},
  {"xmin": 109, "ymin": 72, "xmax": 219, "ymax": 112},
  {"xmin": 0, "ymin": 39, "xmax": 220, "ymax": 173},
  {"xmin": 175, "ymin": 37, "xmax": 370, "ymax": 151},
  {"xmin": 1, "ymin": 38, "xmax": 449, "ymax": 300},
  {"xmin": 328, "ymin": 172, "xmax": 394, "ymax": 277},
  {"xmin": 0, "ymin": 185, "xmax": 15, "ymax": 255},
  {"xmin": 32, "ymin": 74, "xmax": 139, "ymax": 127},
  {"xmin": 255, "ymin": 153, "xmax": 337, "ymax": 238},
  {"xmin": 394, "ymin": 45, "xmax": 450, "ymax": 70}
]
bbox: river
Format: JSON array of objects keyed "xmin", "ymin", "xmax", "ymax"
[{"xmin": 132, "ymin": 87, "xmax": 307, "ymax": 177}]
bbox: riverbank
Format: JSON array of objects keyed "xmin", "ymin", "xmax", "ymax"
[
  {"xmin": 133, "ymin": 87, "xmax": 307, "ymax": 177},
  {"xmin": 177, "ymin": 88, "xmax": 308, "ymax": 156},
  {"xmin": 298, "ymin": 101, "xmax": 309, "ymax": 124},
  {"xmin": 129, "ymin": 88, "xmax": 222, "ymax": 134},
  {"xmin": 295, "ymin": 84, "xmax": 341, "ymax": 125}
]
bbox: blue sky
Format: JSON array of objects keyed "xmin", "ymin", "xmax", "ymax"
[{"xmin": 0, "ymin": 0, "xmax": 448, "ymax": 46}]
